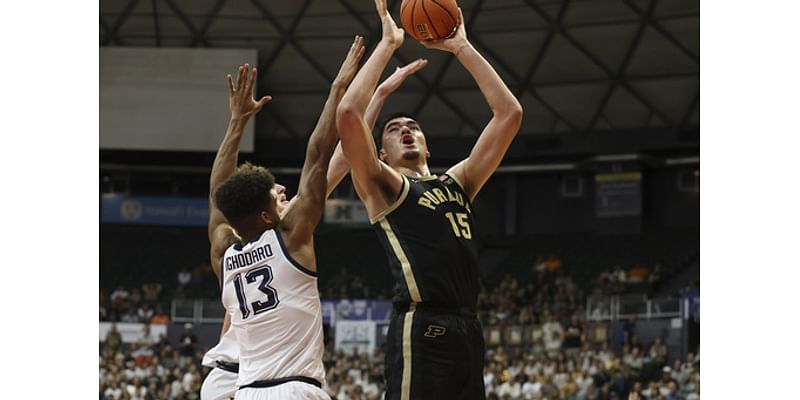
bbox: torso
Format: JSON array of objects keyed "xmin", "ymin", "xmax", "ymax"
[
  {"xmin": 220, "ymin": 229, "xmax": 325, "ymax": 386},
  {"xmin": 370, "ymin": 174, "xmax": 480, "ymax": 311}
]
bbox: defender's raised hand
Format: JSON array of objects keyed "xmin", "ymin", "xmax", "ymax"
[
  {"xmin": 375, "ymin": 0, "xmax": 404, "ymax": 49},
  {"xmin": 226, "ymin": 64, "xmax": 272, "ymax": 120},
  {"xmin": 333, "ymin": 35, "xmax": 366, "ymax": 89},
  {"xmin": 377, "ymin": 58, "xmax": 428, "ymax": 94}
]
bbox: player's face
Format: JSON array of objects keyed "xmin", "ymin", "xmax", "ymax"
[
  {"xmin": 273, "ymin": 183, "xmax": 289, "ymax": 215},
  {"xmin": 381, "ymin": 117, "xmax": 429, "ymax": 164}
]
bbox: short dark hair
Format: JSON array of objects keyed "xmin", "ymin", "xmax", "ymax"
[
  {"xmin": 213, "ymin": 162, "xmax": 276, "ymax": 227},
  {"xmin": 376, "ymin": 112, "xmax": 417, "ymax": 146}
]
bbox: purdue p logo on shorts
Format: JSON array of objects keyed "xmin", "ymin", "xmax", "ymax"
[{"xmin": 424, "ymin": 324, "xmax": 446, "ymax": 338}]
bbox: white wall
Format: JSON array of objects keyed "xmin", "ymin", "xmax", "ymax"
[{"xmin": 100, "ymin": 47, "xmax": 258, "ymax": 152}]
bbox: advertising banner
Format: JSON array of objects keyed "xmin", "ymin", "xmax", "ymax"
[{"xmin": 101, "ymin": 195, "xmax": 209, "ymax": 226}]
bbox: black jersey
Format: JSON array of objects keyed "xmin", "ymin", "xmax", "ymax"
[{"xmin": 371, "ymin": 174, "xmax": 480, "ymax": 311}]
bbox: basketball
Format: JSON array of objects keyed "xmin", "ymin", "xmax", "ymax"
[{"xmin": 400, "ymin": 0, "xmax": 460, "ymax": 42}]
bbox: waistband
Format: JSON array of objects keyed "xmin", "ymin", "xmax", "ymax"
[
  {"xmin": 215, "ymin": 360, "xmax": 239, "ymax": 374},
  {"xmin": 394, "ymin": 302, "xmax": 477, "ymax": 318},
  {"xmin": 239, "ymin": 376, "xmax": 322, "ymax": 390}
]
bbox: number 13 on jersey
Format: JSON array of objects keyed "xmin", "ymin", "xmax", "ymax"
[
  {"xmin": 444, "ymin": 212, "xmax": 472, "ymax": 239},
  {"xmin": 232, "ymin": 266, "xmax": 280, "ymax": 319}
]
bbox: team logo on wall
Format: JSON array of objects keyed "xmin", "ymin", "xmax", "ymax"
[{"xmin": 120, "ymin": 200, "xmax": 143, "ymax": 221}]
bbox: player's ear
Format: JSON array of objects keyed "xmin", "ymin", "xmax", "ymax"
[
  {"xmin": 379, "ymin": 148, "xmax": 388, "ymax": 162},
  {"xmin": 260, "ymin": 210, "xmax": 274, "ymax": 226}
]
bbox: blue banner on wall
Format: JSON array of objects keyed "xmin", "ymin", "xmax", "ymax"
[{"xmin": 101, "ymin": 195, "xmax": 209, "ymax": 226}]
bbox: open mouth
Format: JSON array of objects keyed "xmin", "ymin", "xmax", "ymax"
[{"xmin": 401, "ymin": 134, "xmax": 414, "ymax": 145}]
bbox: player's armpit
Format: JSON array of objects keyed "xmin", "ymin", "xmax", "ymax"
[{"xmin": 209, "ymin": 224, "xmax": 240, "ymax": 284}]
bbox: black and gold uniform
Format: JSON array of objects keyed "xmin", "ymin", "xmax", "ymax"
[{"xmin": 371, "ymin": 174, "xmax": 485, "ymax": 400}]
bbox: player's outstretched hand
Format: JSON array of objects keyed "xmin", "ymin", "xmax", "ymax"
[
  {"xmin": 333, "ymin": 35, "xmax": 366, "ymax": 89},
  {"xmin": 420, "ymin": 8, "xmax": 469, "ymax": 55},
  {"xmin": 375, "ymin": 0, "xmax": 404, "ymax": 49},
  {"xmin": 377, "ymin": 58, "xmax": 428, "ymax": 95},
  {"xmin": 227, "ymin": 64, "xmax": 272, "ymax": 120}
]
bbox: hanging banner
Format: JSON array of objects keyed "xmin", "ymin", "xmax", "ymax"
[{"xmin": 101, "ymin": 195, "xmax": 209, "ymax": 226}]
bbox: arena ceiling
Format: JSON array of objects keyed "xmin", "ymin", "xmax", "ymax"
[{"xmin": 99, "ymin": 0, "xmax": 699, "ymax": 141}]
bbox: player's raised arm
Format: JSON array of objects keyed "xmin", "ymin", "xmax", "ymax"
[
  {"xmin": 208, "ymin": 65, "xmax": 271, "ymax": 282},
  {"xmin": 336, "ymin": 0, "xmax": 406, "ymax": 216},
  {"xmin": 423, "ymin": 9, "xmax": 523, "ymax": 201},
  {"xmin": 281, "ymin": 36, "xmax": 365, "ymax": 252},
  {"xmin": 325, "ymin": 58, "xmax": 428, "ymax": 198}
]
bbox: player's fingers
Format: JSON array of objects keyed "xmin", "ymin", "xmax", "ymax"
[
  {"xmin": 355, "ymin": 45, "xmax": 365, "ymax": 62},
  {"xmin": 246, "ymin": 67, "xmax": 258, "ymax": 95},
  {"xmin": 227, "ymin": 74, "xmax": 234, "ymax": 94},
  {"xmin": 256, "ymin": 95, "xmax": 272, "ymax": 108},
  {"xmin": 236, "ymin": 65, "xmax": 245, "ymax": 91},
  {"xmin": 245, "ymin": 64, "xmax": 253, "ymax": 90},
  {"xmin": 410, "ymin": 58, "xmax": 427, "ymax": 71},
  {"xmin": 348, "ymin": 35, "xmax": 360, "ymax": 57}
]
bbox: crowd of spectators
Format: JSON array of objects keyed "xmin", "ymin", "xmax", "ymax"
[
  {"xmin": 101, "ymin": 283, "xmax": 171, "ymax": 325},
  {"xmin": 100, "ymin": 323, "xmax": 206, "ymax": 400},
  {"xmin": 101, "ymin": 262, "xmax": 220, "ymax": 324},
  {"xmin": 100, "ymin": 255, "xmax": 698, "ymax": 399}
]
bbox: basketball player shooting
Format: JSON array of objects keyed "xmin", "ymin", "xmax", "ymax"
[
  {"xmin": 335, "ymin": 0, "xmax": 523, "ymax": 398},
  {"xmin": 204, "ymin": 36, "xmax": 364, "ymax": 399}
]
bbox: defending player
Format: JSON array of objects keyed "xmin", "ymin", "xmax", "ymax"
[
  {"xmin": 205, "ymin": 36, "xmax": 363, "ymax": 399},
  {"xmin": 335, "ymin": 1, "xmax": 523, "ymax": 399}
]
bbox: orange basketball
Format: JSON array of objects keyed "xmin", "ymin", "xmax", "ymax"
[{"xmin": 400, "ymin": 0, "xmax": 460, "ymax": 42}]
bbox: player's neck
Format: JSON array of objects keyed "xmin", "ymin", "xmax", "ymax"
[
  {"xmin": 394, "ymin": 162, "xmax": 431, "ymax": 178},
  {"xmin": 237, "ymin": 224, "xmax": 274, "ymax": 244}
]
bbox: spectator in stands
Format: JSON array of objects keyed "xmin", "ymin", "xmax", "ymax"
[
  {"xmin": 137, "ymin": 303, "xmax": 154, "ymax": 323},
  {"xmin": 120, "ymin": 306, "xmax": 138, "ymax": 323},
  {"xmin": 542, "ymin": 313, "xmax": 564, "ymax": 354},
  {"xmin": 563, "ymin": 314, "xmax": 583, "ymax": 355},
  {"xmin": 125, "ymin": 377, "xmax": 146, "ymax": 399},
  {"xmin": 627, "ymin": 264, "xmax": 649, "ymax": 283},
  {"xmin": 105, "ymin": 322, "xmax": 123, "ymax": 357},
  {"xmin": 151, "ymin": 305, "xmax": 170, "ymax": 325},
  {"xmin": 103, "ymin": 378, "xmax": 123, "ymax": 400},
  {"xmin": 496, "ymin": 372, "xmax": 522, "ymax": 398},
  {"xmin": 178, "ymin": 323, "xmax": 197, "ymax": 357},
  {"xmin": 650, "ymin": 337, "xmax": 669, "ymax": 366},
  {"xmin": 176, "ymin": 267, "xmax": 192, "ymax": 289},
  {"xmin": 141, "ymin": 282, "xmax": 162, "ymax": 304},
  {"xmin": 521, "ymin": 373, "xmax": 542, "ymax": 399},
  {"xmin": 129, "ymin": 287, "xmax": 143, "ymax": 307},
  {"xmin": 111, "ymin": 285, "xmax": 130, "ymax": 303}
]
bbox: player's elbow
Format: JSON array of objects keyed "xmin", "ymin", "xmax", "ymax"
[
  {"xmin": 502, "ymin": 99, "xmax": 523, "ymax": 123},
  {"xmin": 494, "ymin": 100, "xmax": 523, "ymax": 131},
  {"xmin": 336, "ymin": 101, "xmax": 362, "ymax": 138}
]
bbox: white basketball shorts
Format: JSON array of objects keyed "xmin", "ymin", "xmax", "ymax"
[
  {"xmin": 235, "ymin": 381, "xmax": 330, "ymax": 400},
  {"xmin": 201, "ymin": 367, "xmax": 238, "ymax": 400}
]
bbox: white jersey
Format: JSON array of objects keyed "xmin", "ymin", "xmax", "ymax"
[
  {"xmin": 220, "ymin": 228, "xmax": 325, "ymax": 388},
  {"xmin": 202, "ymin": 324, "xmax": 239, "ymax": 368}
]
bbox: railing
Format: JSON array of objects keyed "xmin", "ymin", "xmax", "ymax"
[
  {"xmin": 174, "ymin": 296, "xmax": 685, "ymax": 324},
  {"xmin": 171, "ymin": 299, "xmax": 225, "ymax": 323},
  {"xmin": 586, "ymin": 294, "xmax": 683, "ymax": 321}
]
